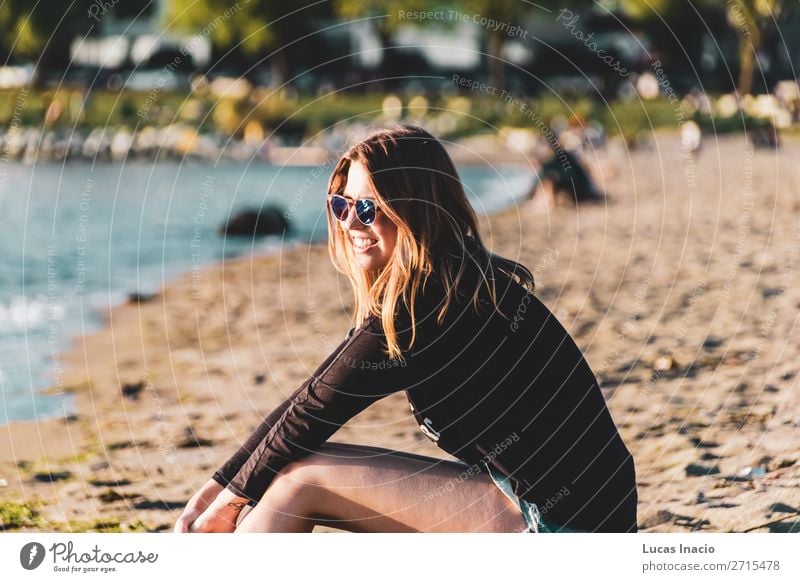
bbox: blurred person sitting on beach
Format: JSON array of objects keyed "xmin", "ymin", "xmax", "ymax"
[
  {"xmin": 174, "ymin": 125, "xmax": 637, "ymax": 534},
  {"xmin": 527, "ymin": 148, "xmax": 604, "ymax": 211}
]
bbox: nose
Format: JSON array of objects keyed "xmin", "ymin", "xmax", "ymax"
[{"xmin": 342, "ymin": 203, "xmax": 365, "ymax": 231}]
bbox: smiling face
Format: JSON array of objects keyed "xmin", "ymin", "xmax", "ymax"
[{"xmin": 339, "ymin": 161, "xmax": 398, "ymax": 271}]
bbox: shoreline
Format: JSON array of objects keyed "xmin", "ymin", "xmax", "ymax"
[
  {"xmin": 2, "ymin": 132, "xmax": 799, "ymax": 533},
  {"xmin": 2, "ymin": 149, "xmax": 537, "ymax": 430}
]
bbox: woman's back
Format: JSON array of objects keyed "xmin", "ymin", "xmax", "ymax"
[{"xmin": 398, "ymin": 267, "xmax": 638, "ymax": 532}]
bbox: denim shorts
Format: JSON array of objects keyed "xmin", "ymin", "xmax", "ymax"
[{"xmin": 480, "ymin": 461, "xmax": 582, "ymax": 533}]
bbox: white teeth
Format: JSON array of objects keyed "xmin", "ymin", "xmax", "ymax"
[{"xmin": 353, "ymin": 238, "xmax": 378, "ymax": 248}]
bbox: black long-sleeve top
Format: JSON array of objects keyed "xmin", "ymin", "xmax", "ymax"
[{"xmin": 212, "ymin": 266, "xmax": 638, "ymax": 532}]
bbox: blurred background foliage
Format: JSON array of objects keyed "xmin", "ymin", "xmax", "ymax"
[{"xmin": 0, "ymin": 0, "xmax": 798, "ymax": 147}]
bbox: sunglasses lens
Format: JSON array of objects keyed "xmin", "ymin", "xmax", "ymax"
[
  {"xmin": 355, "ymin": 199, "xmax": 376, "ymax": 225},
  {"xmin": 329, "ymin": 196, "xmax": 349, "ymax": 221}
]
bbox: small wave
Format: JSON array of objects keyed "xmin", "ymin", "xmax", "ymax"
[{"xmin": 0, "ymin": 295, "xmax": 66, "ymax": 333}]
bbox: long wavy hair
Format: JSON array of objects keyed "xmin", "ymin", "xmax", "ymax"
[{"xmin": 326, "ymin": 125, "xmax": 534, "ymax": 359}]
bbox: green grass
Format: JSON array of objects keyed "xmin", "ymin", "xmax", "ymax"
[
  {"xmin": 0, "ymin": 500, "xmax": 152, "ymax": 532},
  {"xmin": 50, "ymin": 518, "xmax": 150, "ymax": 533},
  {"xmin": 0, "ymin": 501, "xmax": 42, "ymax": 530},
  {"xmin": 0, "ymin": 88, "xmax": 776, "ymax": 144}
]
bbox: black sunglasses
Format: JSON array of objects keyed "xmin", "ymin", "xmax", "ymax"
[{"xmin": 328, "ymin": 194, "xmax": 379, "ymax": 226}]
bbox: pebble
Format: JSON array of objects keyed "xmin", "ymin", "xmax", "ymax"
[
  {"xmin": 654, "ymin": 355, "xmax": 676, "ymax": 371},
  {"xmin": 736, "ymin": 466, "xmax": 767, "ymax": 479}
]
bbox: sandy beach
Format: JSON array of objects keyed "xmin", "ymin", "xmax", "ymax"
[{"xmin": 1, "ymin": 131, "xmax": 798, "ymax": 533}]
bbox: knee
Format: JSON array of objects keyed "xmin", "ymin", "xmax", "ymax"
[
  {"xmin": 260, "ymin": 456, "xmax": 320, "ymax": 505},
  {"xmin": 234, "ymin": 459, "xmax": 322, "ymax": 532}
]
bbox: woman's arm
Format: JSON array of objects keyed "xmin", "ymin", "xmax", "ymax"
[{"xmin": 225, "ymin": 315, "xmax": 415, "ymax": 504}]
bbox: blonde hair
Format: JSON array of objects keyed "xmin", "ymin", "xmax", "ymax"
[{"xmin": 326, "ymin": 125, "xmax": 534, "ymax": 359}]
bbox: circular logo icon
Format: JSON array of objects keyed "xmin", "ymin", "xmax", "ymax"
[{"xmin": 20, "ymin": 542, "xmax": 46, "ymax": 570}]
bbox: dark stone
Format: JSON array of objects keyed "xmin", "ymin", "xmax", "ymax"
[
  {"xmin": 702, "ymin": 337, "xmax": 724, "ymax": 349},
  {"xmin": 178, "ymin": 427, "xmax": 213, "ymax": 448},
  {"xmin": 685, "ymin": 463, "xmax": 720, "ymax": 477},
  {"xmin": 132, "ymin": 499, "xmax": 186, "ymax": 510},
  {"xmin": 768, "ymin": 521, "xmax": 800, "ymax": 533},
  {"xmin": 89, "ymin": 479, "xmax": 132, "ymax": 487},
  {"xmin": 33, "ymin": 471, "xmax": 72, "ymax": 483},
  {"xmin": 98, "ymin": 489, "xmax": 139, "ymax": 503},
  {"xmin": 128, "ymin": 292, "xmax": 156, "ymax": 304},
  {"xmin": 690, "ymin": 437, "xmax": 720, "ymax": 449},
  {"xmin": 639, "ymin": 510, "xmax": 676, "ymax": 529},
  {"xmin": 219, "ymin": 206, "xmax": 290, "ymax": 237},
  {"xmin": 768, "ymin": 503, "xmax": 797, "ymax": 514},
  {"xmin": 121, "ymin": 381, "xmax": 145, "ymax": 400}
]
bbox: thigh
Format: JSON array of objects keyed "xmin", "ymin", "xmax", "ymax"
[{"xmin": 246, "ymin": 442, "xmax": 528, "ymax": 533}]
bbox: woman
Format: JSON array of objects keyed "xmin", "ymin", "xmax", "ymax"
[{"xmin": 174, "ymin": 125, "xmax": 637, "ymax": 533}]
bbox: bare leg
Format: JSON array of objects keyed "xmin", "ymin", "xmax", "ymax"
[{"xmin": 234, "ymin": 442, "xmax": 527, "ymax": 533}]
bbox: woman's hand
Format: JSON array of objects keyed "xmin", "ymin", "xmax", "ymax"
[
  {"xmin": 188, "ymin": 487, "xmax": 253, "ymax": 533},
  {"xmin": 173, "ymin": 478, "xmax": 225, "ymax": 533}
]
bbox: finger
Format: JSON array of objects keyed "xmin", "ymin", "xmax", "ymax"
[{"xmin": 174, "ymin": 517, "xmax": 192, "ymax": 533}]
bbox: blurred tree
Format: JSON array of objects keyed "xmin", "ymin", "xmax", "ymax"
[
  {"xmin": 720, "ymin": 0, "xmax": 790, "ymax": 95},
  {"xmin": 458, "ymin": 0, "xmax": 536, "ymax": 90},
  {"xmin": 620, "ymin": 0, "xmax": 791, "ymax": 95},
  {"xmin": 165, "ymin": 0, "xmax": 332, "ymax": 83},
  {"xmin": 333, "ymin": 0, "xmax": 429, "ymax": 84},
  {"xmin": 0, "ymin": 0, "xmax": 93, "ymax": 83},
  {"xmin": 336, "ymin": 0, "xmax": 570, "ymax": 90},
  {"xmin": 109, "ymin": 0, "xmax": 157, "ymax": 20},
  {"xmin": 610, "ymin": 0, "xmax": 708, "ymax": 78},
  {"xmin": 334, "ymin": 0, "xmax": 427, "ymax": 44}
]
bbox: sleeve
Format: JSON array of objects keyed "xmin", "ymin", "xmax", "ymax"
[
  {"xmin": 211, "ymin": 326, "xmax": 359, "ymax": 491},
  {"xmin": 223, "ymin": 316, "xmax": 416, "ymax": 503}
]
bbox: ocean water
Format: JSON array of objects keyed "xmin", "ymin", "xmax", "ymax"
[{"xmin": 0, "ymin": 160, "xmax": 532, "ymax": 424}]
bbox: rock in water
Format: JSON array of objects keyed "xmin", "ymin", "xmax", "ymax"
[{"xmin": 220, "ymin": 206, "xmax": 290, "ymax": 237}]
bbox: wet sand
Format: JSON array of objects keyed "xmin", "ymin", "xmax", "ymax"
[{"xmin": 1, "ymin": 132, "xmax": 798, "ymax": 533}]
